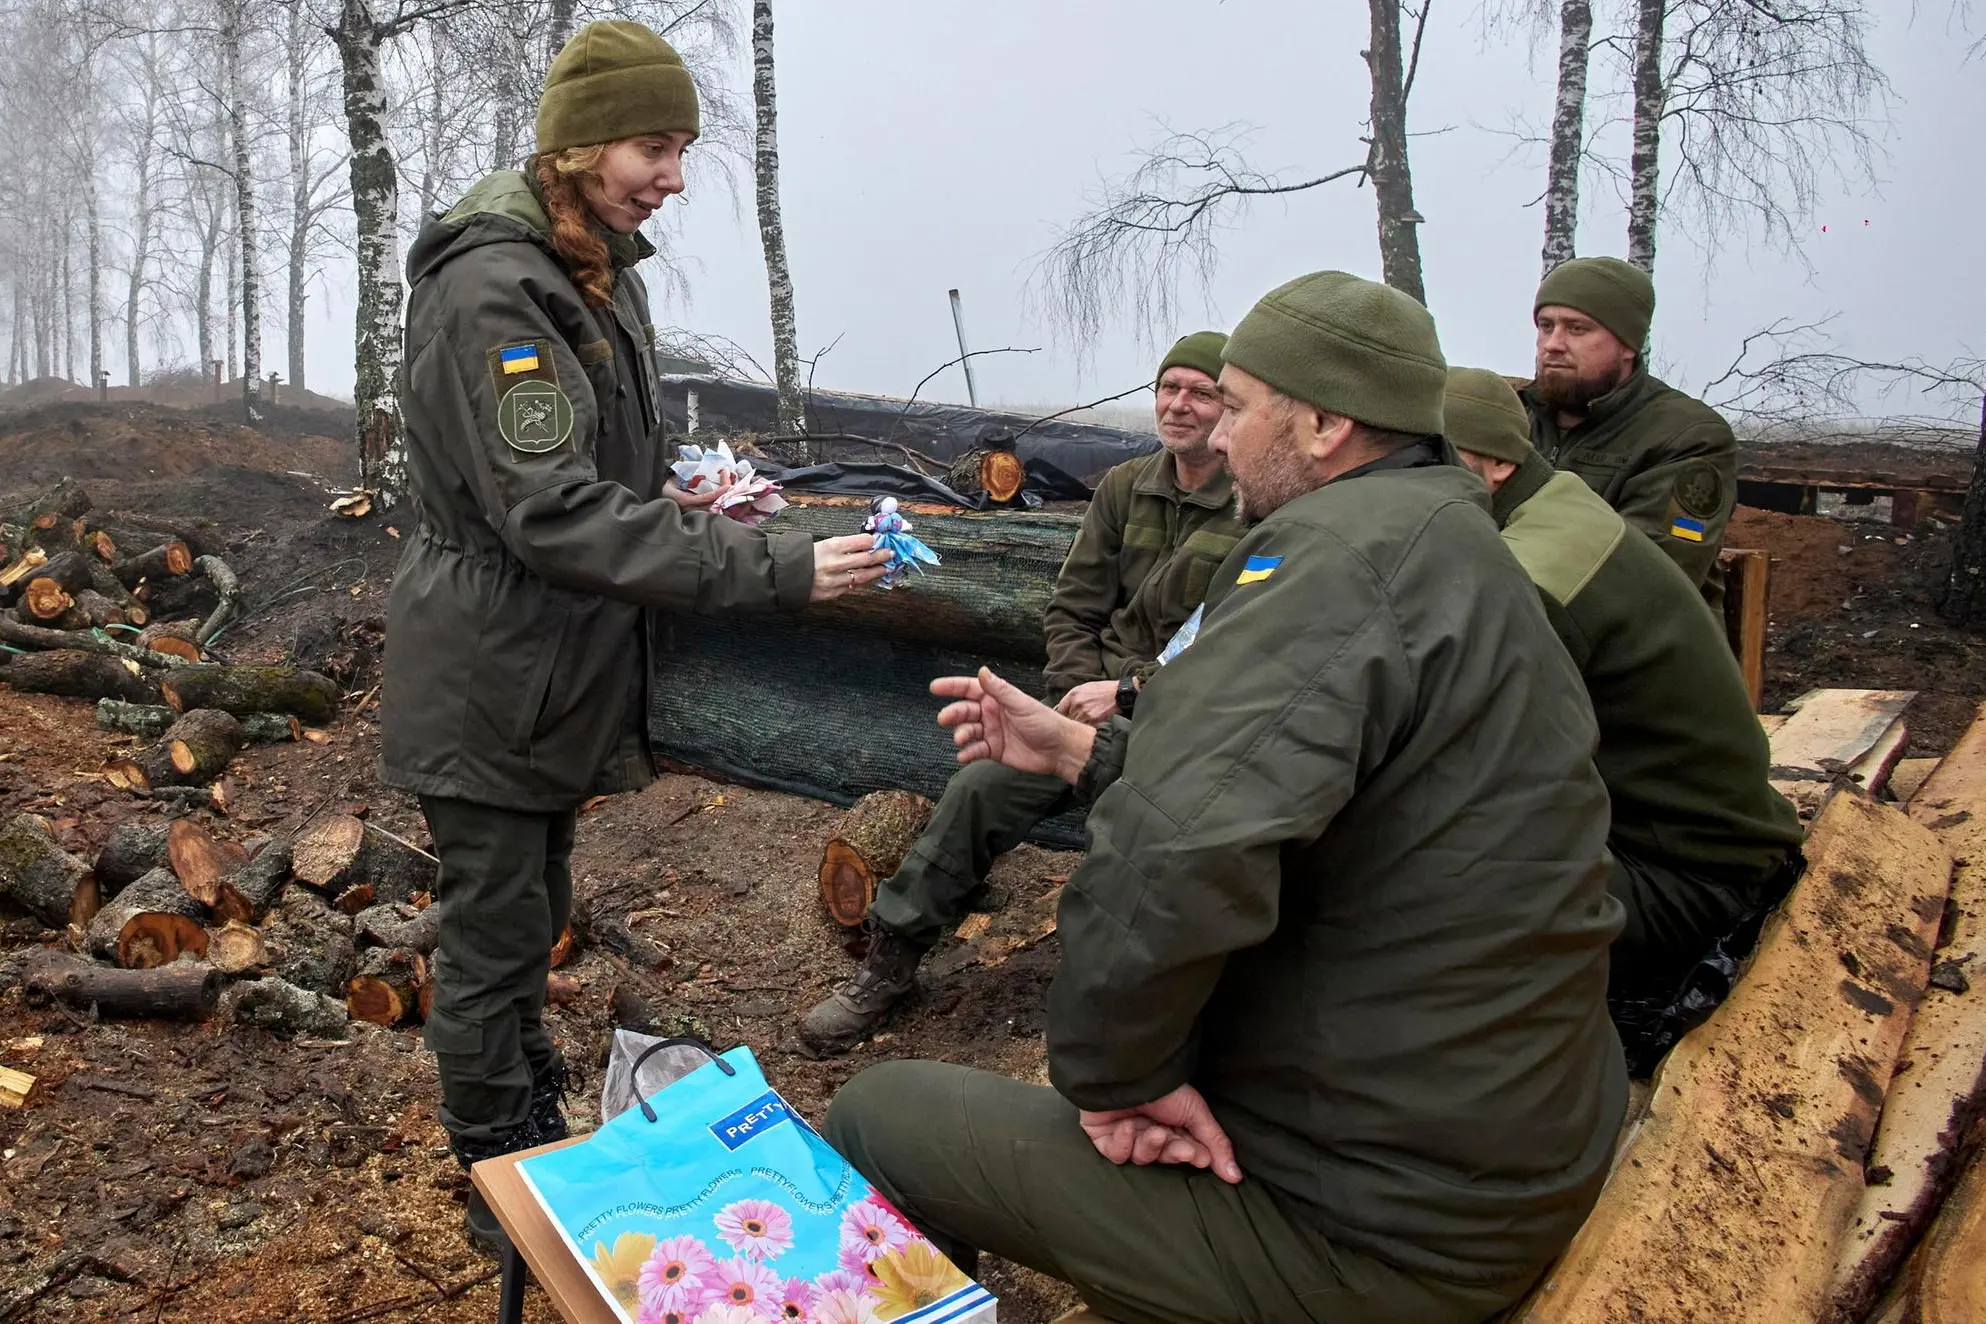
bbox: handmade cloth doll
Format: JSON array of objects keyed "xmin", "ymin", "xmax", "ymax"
[{"xmin": 863, "ymin": 497, "xmax": 939, "ymax": 588}]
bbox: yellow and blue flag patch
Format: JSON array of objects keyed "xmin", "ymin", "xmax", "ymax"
[
  {"xmin": 499, "ymin": 344, "xmax": 541, "ymax": 375},
  {"xmin": 1235, "ymin": 554, "xmax": 1282, "ymax": 585},
  {"xmin": 1669, "ymin": 515, "xmax": 1707, "ymax": 543}
]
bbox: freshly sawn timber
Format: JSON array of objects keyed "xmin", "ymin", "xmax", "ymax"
[{"xmin": 818, "ymin": 789, "xmax": 935, "ymax": 926}]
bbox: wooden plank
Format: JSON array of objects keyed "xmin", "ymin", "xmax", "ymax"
[
  {"xmin": 1889, "ymin": 756, "xmax": 1944, "ymax": 805},
  {"xmin": 1769, "ymin": 689, "xmax": 1916, "ymax": 820},
  {"xmin": 1845, "ymin": 721, "xmax": 1911, "ymax": 799},
  {"xmin": 1719, "ymin": 548, "xmax": 1770, "ymax": 712},
  {"xmin": 472, "ymin": 1136, "xmax": 621, "ymax": 1324},
  {"xmin": 0, "ymin": 1066, "xmax": 36, "ymax": 1109},
  {"xmin": 1758, "ymin": 713, "xmax": 1790, "ymax": 736},
  {"xmin": 1822, "ymin": 705, "xmax": 1986, "ymax": 1320},
  {"xmin": 1863, "ymin": 1140, "xmax": 1986, "ymax": 1324},
  {"xmin": 1514, "ymin": 791, "xmax": 1952, "ymax": 1324}
]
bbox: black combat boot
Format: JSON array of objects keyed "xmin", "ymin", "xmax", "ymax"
[
  {"xmin": 449, "ymin": 1118, "xmax": 551, "ymax": 1257},
  {"xmin": 528, "ymin": 1058, "xmax": 580, "ymax": 1143},
  {"xmin": 798, "ymin": 922, "xmax": 932, "ymax": 1056}
]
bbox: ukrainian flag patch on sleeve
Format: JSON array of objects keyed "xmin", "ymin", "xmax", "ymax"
[
  {"xmin": 1235, "ymin": 554, "xmax": 1282, "ymax": 585},
  {"xmin": 1670, "ymin": 515, "xmax": 1707, "ymax": 543},
  {"xmin": 499, "ymin": 344, "xmax": 541, "ymax": 375}
]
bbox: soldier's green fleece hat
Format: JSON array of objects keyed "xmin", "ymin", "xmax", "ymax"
[
  {"xmin": 1156, "ymin": 331, "xmax": 1228, "ymax": 385},
  {"xmin": 1535, "ymin": 256, "xmax": 1654, "ymax": 352},
  {"xmin": 1443, "ymin": 367, "xmax": 1534, "ymax": 463},
  {"xmin": 537, "ymin": 20, "xmax": 701, "ymax": 155},
  {"xmin": 1223, "ymin": 271, "xmax": 1446, "ymax": 436}
]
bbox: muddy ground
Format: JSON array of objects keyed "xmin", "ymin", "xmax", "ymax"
[{"xmin": 1, "ymin": 405, "xmax": 1983, "ymax": 1324}]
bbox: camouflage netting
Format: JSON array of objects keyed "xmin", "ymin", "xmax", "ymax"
[{"xmin": 650, "ymin": 502, "xmax": 1091, "ymax": 848}]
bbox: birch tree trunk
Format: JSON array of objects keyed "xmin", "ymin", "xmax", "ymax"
[
  {"xmin": 1627, "ymin": 0, "xmax": 1666, "ymax": 274},
  {"xmin": 224, "ymin": 0, "xmax": 263, "ymax": 422},
  {"xmin": 60, "ymin": 229, "xmax": 74, "ymax": 381},
  {"xmin": 547, "ymin": 0, "xmax": 577, "ymax": 58},
  {"xmin": 752, "ymin": 0, "xmax": 804, "ymax": 434},
  {"xmin": 334, "ymin": 0, "xmax": 408, "ymax": 506},
  {"xmin": 195, "ymin": 216, "xmax": 217, "ymax": 376},
  {"xmin": 287, "ymin": 0, "xmax": 309, "ymax": 393},
  {"xmin": 125, "ymin": 35, "xmax": 164, "ymax": 388},
  {"xmin": 83, "ymin": 178, "xmax": 102, "ymax": 391},
  {"xmin": 1541, "ymin": 0, "xmax": 1591, "ymax": 274},
  {"xmin": 1363, "ymin": 0, "xmax": 1427, "ymax": 305}
]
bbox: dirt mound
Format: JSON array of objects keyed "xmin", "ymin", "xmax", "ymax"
[
  {"xmin": 0, "ymin": 403, "xmax": 355, "ymax": 497},
  {"xmin": 0, "ymin": 374, "xmax": 352, "ymax": 417}
]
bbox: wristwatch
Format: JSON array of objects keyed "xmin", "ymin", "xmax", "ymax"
[{"xmin": 1116, "ymin": 673, "xmax": 1140, "ymax": 719}]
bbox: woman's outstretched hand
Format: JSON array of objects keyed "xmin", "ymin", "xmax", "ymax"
[{"xmin": 810, "ymin": 534, "xmax": 895, "ymax": 602}]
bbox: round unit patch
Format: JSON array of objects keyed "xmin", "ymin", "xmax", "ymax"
[
  {"xmin": 498, "ymin": 380, "xmax": 574, "ymax": 454},
  {"xmin": 1674, "ymin": 459, "xmax": 1725, "ymax": 519}
]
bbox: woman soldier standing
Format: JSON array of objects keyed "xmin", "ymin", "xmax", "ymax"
[{"xmin": 379, "ymin": 20, "xmax": 891, "ymax": 1251}]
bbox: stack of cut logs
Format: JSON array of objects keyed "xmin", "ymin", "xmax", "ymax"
[
  {"xmin": 0, "ymin": 807, "xmax": 533, "ymax": 1036},
  {"xmin": 0, "ymin": 478, "xmax": 343, "ymax": 809}
]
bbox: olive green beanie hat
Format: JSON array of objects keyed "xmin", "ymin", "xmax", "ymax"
[
  {"xmin": 1534, "ymin": 256, "xmax": 1654, "ymax": 352},
  {"xmin": 1443, "ymin": 367, "xmax": 1534, "ymax": 463},
  {"xmin": 1222, "ymin": 271, "xmax": 1446, "ymax": 435},
  {"xmin": 1156, "ymin": 331, "xmax": 1228, "ymax": 385},
  {"xmin": 537, "ymin": 20, "xmax": 701, "ymax": 155}
]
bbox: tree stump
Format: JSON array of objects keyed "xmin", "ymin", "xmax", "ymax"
[
  {"xmin": 95, "ymin": 823, "xmax": 171, "ymax": 895},
  {"xmin": 24, "ymin": 949, "xmax": 219, "ymax": 1021},
  {"xmin": 86, "ymin": 867, "xmax": 204, "ymax": 960},
  {"xmin": 225, "ymin": 976, "xmax": 349, "ymax": 1038},
  {"xmin": 818, "ymin": 790, "xmax": 935, "ymax": 926},
  {"xmin": 2, "ymin": 649, "xmax": 163, "ymax": 706},
  {"xmin": 117, "ymin": 912, "xmax": 210, "ymax": 969},
  {"xmin": 0, "ymin": 813, "xmax": 93, "ymax": 929},
  {"xmin": 159, "ymin": 665, "xmax": 340, "ymax": 723},
  {"xmin": 347, "ymin": 948, "xmax": 425, "ymax": 1027},
  {"xmin": 262, "ymin": 885, "xmax": 357, "ymax": 996},
  {"xmin": 208, "ymin": 920, "xmax": 271, "ymax": 976},
  {"xmin": 946, "ymin": 448, "xmax": 1025, "ymax": 504}
]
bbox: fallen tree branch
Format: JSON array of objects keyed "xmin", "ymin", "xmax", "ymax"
[
  {"xmin": 0, "ymin": 614, "xmax": 192, "ymax": 668},
  {"xmin": 193, "ymin": 556, "xmax": 240, "ymax": 646}
]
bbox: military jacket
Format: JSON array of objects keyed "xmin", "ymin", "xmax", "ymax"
[
  {"xmin": 1040, "ymin": 449, "xmax": 1238, "ymax": 702},
  {"xmin": 1050, "ymin": 451, "xmax": 1626, "ymax": 1287}
]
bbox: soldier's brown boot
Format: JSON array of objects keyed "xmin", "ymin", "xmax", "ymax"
[{"xmin": 799, "ymin": 924, "xmax": 931, "ymax": 1055}]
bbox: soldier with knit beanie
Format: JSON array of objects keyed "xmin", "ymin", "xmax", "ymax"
[
  {"xmin": 1448, "ymin": 367, "xmax": 1803, "ymax": 1072},
  {"xmin": 825, "ymin": 273, "xmax": 1624, "ymax": 1324},
  {"xmin": 382, "ymin": 19, "xmax": 891, "ymax": 1255},
  {"xmin": 801, "ymin": 332, "xmax": 1241, "ymax": 1056},
  {"xmin": 1524, "ymin": 256, "xmax": 1742, "ymax": 610}
]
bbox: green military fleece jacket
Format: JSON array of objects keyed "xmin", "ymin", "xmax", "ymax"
[
  {"xmin": 1523, "ymin": 366, "xmax": 1738, "ymax": 606},
  {"xmin": 1052, "ymin": 450, "xmax": 1627, "ymax": 1290},
  {"xmin": 1039, "ymin": 449, "xmax": 1238, "ymax": 702},
  {"xmin": 1493, "ymin": 454, "xmax": 1802, "ymax": 876},
  {"xmin": 381, "ymin": 172, "xmax": 813, "ymax": 811}
]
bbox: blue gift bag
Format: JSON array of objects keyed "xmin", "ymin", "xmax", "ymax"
[{"xmin": 518, "ymin": 1042, "xmax": 997, "ymax": 1324}]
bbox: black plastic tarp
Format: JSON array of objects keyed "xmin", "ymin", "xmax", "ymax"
[{"xmin": 659, "ymin": 374, "xmax": 1159, "ymax": 491}]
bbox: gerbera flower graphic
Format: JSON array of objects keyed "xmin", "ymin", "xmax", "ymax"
[
  {"xmin": 714, "ymin": 1198, "xmax": 796, "ymax": 1261},
  {"xmin": 640, "ymin": 1235, "xmax": 718, "ymax": 1313},
  {"xmin": 838, "ymin": 1199, "xmax": 910, "ymax": 1267},
  {"xmin": 810, "ymin": 1289, "xmax": 882, "ymax": 1324},
  {"xmin": 809, "ymin": 1270, "xmax": 869, "ymax": 1301},
  {"xmin": 772, "ymin": 1277, "xmax": 812, "ymax": 1322},
  {"xmin": 593, "ymin": 1231, "xmax": 659, "ymax": 1313},
  {"xmin": 637, "ymin": 1307, "xmax": 692, "ymax": 1324},
  {"xmin": 691, "ymin": 1307, "xmax": 764, "ymax": 1324},
  {"xmin": 702, "ymin": 1256, "xmax": 783, "ymax": 1315},
  {"xmin": 867, "ymin": 1242, "xmax": 970, "ymax": 1320}
]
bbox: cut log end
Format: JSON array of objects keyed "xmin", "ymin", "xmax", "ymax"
[
  {"xmin": 819, "ymin": 845, "xmax": 877, "ymax": 928},
  {"xmin": 21, "ymin": 577, "xmax": 73, "ymax": 621},
  {"xmin": 817, "ymin": 790, "xmax": 935, "ymax": 927},
  {"xmin": 116, "ymin": 912, "xmax": 211, "ymax": 969},
  {"xmin": 167, "ymin": 817, "xmax": 243, "ymax": 906},
  {"xmin": 292, "ymin": 815, "xmax": 367, "ymax": 891}
]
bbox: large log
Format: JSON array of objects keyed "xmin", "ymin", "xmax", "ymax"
[
  {"xmin": 0, "ymin": 814, "xmax": 92, "ymax": 928},
  {"xmin": 132, "ymin": 621, "xmax": 201, "ymax": 663},
  {"xmin": 215, "ymin": 839, "xmax": 292, "ymax": 922},
  {"xmin": 117, "ymin": 912, "xmax": 210, "ymax": 969},
  {"xmin": 19, "ymin": 575, "xmax": 73, "ymax": 622},
  {"xmin": 1824, "ymin": 706, "xmax": 1986, "ymax": 1322},
  {"xmin": 19, "ymin": 550, "xmax": 98, "ymax": 622},
  {"xmin": 86, "ymin": 867, "xmax": 204, "ymax": 960},
  {"xmin": 347, "ymin": 947, "xmax": 425, "ymax": 1027},
  {"xmin": 104, "ymin": 708, "xmax": 246, "ymax": 792},
  {"xmin": 224, "ymin": 976, "xmax": 349, "ymax": 1037},
  {"xmin": 2, "ymin": 648, "xmax": 163, "ymax": 705},
  {"xmin": 818, "ymin": 789, "xmax": 935, "ymax": 926},
  {"xmin": 96, "ymin": 699, "xmax": 296, "ymax": 744},
  {"xmin": 24, "ymin": 478, "xmax": 92, "ymax": 527},
  {"xmin": 0, "ymin": 614, "xmax": 188, "ymax": 669},
  {"xmin": 110, "ymin": 539, "xmax": 193, "ymax": 591},
  {"xmin": 94, "ymin": 822, "xmax": 170, "ymax": 895},
  {"xmin": 159, "ymin": 665, "xmax": 340, "ymax": 723},
  {"xmin": 1514, "ymin": 791, "xmax": 1952, "ymax": 1324},
  {"xmin": 22, "ymin": 948, "xmax": 219, "ymax": 1021},
  {"xmin": 261, "ymin": 884, "xmax": 357, "ymax": 996},
  {"xmin": 945, "ymin": 447, "xmax": 1025, "ymax": 504},
  {"xmin": 55, "ymin": 589, "xmax": 137, "ymax": 632},
  {"xmin": 166, "ymin": 817, "xmax": 245, "ymax": 906},
  {"xmin": 291, "ymin": 814, "xmax": 434, "ymax": 903}
]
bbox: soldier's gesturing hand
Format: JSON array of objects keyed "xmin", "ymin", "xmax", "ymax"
[{"xmin": 932, "ymin": 668, "xmax": 1097, "ymax": 784}]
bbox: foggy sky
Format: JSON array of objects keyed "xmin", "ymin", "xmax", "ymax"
[{"xmin": 302, "ymin": 0, "xmax": 1983, "ymax": 424}]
